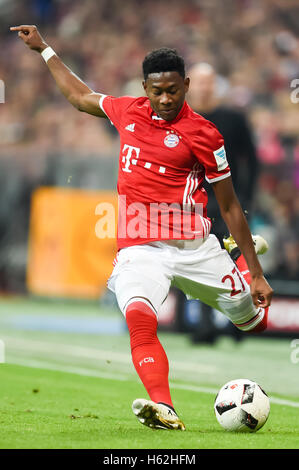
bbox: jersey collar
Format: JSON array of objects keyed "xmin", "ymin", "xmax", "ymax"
[{"xmin": 148, "ymin": 100, "xmax": 188, "ymax": 127}]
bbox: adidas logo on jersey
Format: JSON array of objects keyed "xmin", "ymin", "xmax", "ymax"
[{"xmin": 125, "ymin": 123, "xmax": 135, "ymax": 132}]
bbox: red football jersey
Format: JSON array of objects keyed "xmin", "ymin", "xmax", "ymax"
[{"xmin": 99, "ymin": 95, "xmax": 231, "ymax": 250}]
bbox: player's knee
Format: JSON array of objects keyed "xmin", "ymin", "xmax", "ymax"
[{"xmin": 125, "ymin": 300, "xmax": 158, "ymax": 350}]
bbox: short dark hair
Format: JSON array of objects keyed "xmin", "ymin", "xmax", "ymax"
[{"xmin": 142, "ymin": 47, "xmax": 185, "ymax": 80}]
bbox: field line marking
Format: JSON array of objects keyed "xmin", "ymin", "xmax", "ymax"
[
  {"xmin": 5, "ymin": 355, "xmax": 299, "ymax": 409},
  {"xmin": 2, "ymin": 335, "xmax": 217, "ymax": 373},
  {"xmin": 6, "ymin": 357, "xmax": 130, "ymax": 381}
]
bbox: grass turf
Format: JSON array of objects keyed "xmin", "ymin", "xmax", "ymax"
[{"xmin": 0, "ymin": 363, "xmax": 299, "ymax": 449}]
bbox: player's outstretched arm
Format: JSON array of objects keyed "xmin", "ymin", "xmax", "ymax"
[
  {"xmin": 10, "ymin": 25, "xmax": 107, "ymax": 118},
  {"xmin": 212, "ymin": 176, "xmax": 273, "ymax": 308}
]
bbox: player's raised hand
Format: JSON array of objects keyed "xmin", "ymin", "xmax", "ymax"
[
  {"xmin": 10, "ymin": 25, "xmax": 48, "ymax": 53},
  {"xmin": 250, "ymin": 275, "xmax": 273, "ymax": 309}
]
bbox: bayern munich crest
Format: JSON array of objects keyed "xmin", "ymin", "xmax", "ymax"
[{"xmin": 164, "ymin": 132, "xmax": 180, "ymax": 148}]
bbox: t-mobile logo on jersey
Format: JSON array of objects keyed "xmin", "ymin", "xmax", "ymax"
[
  {"xmin": 139, "ymin": 357, "xmax": 155, "ymax": 367},
  {"xmin": 121, "ymin": 144, "xmax": 140, "ymax": 173}
]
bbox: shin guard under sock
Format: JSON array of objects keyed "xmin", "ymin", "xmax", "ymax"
[{"xmin": 125, "ymin": 301, "xmax": 173, "ymax": 408}]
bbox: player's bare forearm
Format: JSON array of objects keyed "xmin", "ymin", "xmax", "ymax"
[
  {"xmin": 212, "ymin": 177, "xmax": 260, "ymax": 273},
  {"xmin": 212, "ymin": 176, "xmax": 273, "ymax": 307},
  {"xmin": 224, "ymin": 206, "xmax": 262, "ymax": 273},
  {"xmin": 10, "ymin": 25, "xmax": 106, "ymax": 118},
  {"xmin": 40, "ymin": 54, "xmax": 105, "ymax": 116}
]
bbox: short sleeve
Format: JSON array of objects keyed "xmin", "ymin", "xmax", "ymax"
[
  {"xmin": 99, "ymin": 95, "xmax": 136, "ymax": 129},
  {"xmin": 192, "ymin": 122, "xmax": 231, "ymax": 184}
]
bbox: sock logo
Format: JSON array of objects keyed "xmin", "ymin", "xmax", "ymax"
[{"xmin": 139, "ymin": 357, "xmax": 154, "ymax": 367}]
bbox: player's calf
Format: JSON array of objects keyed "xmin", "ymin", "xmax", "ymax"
[{"xmin": 125, "ymin": 299, "xmax": 174, "ymax": 409}]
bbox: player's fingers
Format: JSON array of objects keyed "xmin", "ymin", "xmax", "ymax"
[
  {"xmin": 10, "ymin": 25, "xmax": 36, "ymax": 34},
  {"xmin": 257, "ymin": 291, "xmax": 272, "ymax": 308},
  {"xmin": 251, "ymin": 293, "xmax": 260, "ymax": 308},
  {"xmin": 258, "ymin": 298, "xmax": 268, "ymax": 308},
  {"xmin": 252, "ymin": 292, "xmax": 269, "ymax": 308},
  {"xmin": 250, "ymin": 286, "xmax": 259, "ymax": 307},
  {"xmin": 10, "ymin": 25, "xmax": 36, "ymax": 30}
]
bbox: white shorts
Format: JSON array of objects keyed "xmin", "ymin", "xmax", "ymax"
[{"xmin": 107, "ymin": 234, "xmax": 264, "ymax": 331}]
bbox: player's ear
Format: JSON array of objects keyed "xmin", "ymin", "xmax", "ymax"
[
  {"xmin": 142, "ymin": 80, "xmax": 147, "ymax": 93},
  {"xmin": 184, "ymin": 77, "xmax": 190, "ymax": 93}
]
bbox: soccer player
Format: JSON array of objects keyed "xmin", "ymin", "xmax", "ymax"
[{"xmin": 11, "ymin": 25, "xmax": 273, "ymax": 431}]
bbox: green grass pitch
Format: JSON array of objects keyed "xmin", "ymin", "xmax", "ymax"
[
  {"xmin": 0, "ymin": 363, "xmax": 299, "ymax": 449},
  {"xmin": 0, "ymin": 297, "xmax": 299, "ymax": 449}
]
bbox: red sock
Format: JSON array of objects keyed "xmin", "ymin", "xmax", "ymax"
[
  {"xmin": 246, "ymin": 307, "xmax": 269, "ymax": 333},
  {"xmin": 125, "ymin": 300, "xmax": 173, "ymax": 408},
  {"xmin": 235, "ymin": 253, "xmax": 252, "ymax": 285},
  {"xmin": 234, "ymin": 253, "xmax": 268, "ymax": 332}
]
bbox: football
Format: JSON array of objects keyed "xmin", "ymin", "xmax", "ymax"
[{"xmin": 214, "ymin": 378, "xmax": 270, "ymax": 432}]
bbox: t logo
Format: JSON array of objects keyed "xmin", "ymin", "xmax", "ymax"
[{"xmin": 121, "ymin": 144, "xmax": 140, "ymax": 173}]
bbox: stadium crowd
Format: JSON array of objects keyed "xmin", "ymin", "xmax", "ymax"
[{"xmin": 1, "ymin": 0, "xmax": 299, "ymax": 288}]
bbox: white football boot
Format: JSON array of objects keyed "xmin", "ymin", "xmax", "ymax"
[
  {"xmin": 132, "ymin": 399, "xmax": 186, "ymax": 430},
  {"xmin": 223, "ymin": 234, "xmax": 268, "ymax": 255}
]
